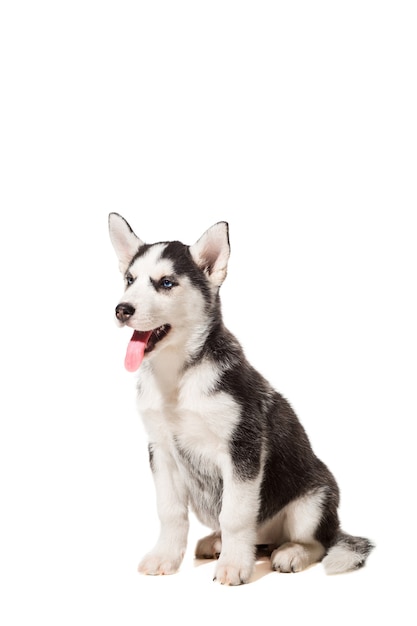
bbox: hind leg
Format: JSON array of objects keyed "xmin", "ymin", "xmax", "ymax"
[{"xmin": 268, "ymin": 488, "xmax": 327, "ymax": 573}]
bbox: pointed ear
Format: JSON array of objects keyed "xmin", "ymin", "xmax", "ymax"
[
  {"xmin": 108, "ymin": 213, "xmax": 143, "ymax": 273},
  {"xmin": 190, "ymin": 221, "xmax": 230, "ymax": 287}
]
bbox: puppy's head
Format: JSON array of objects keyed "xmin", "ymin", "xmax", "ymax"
[{"xmin": 108, "ymin": 213, "xmax": 230, "ymax": 371}]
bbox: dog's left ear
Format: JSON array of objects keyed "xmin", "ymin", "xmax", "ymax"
[
  {"xmin": 108, "ymin": 213, "xmax": 144, "ymax": 273},
  {"xmin": 190, "ymin": 221, "xmax": 230, "ymax": 287}
]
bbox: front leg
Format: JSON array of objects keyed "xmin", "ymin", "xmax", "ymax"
[
  {"xmin": 138, "ymin": 443, "xmax": 189, "ymax": 576},
  {"xmin": 213, "ymin": 469, "xmax": 261, "ymax": 585}
]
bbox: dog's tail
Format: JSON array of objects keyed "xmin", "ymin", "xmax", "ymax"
[{"xmin": 322, "ymin": 531, "xmax": 375, "ymax": 575}]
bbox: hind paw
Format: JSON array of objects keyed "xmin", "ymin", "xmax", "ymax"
[
  {"xmin": 272, "ymin": 542, "xmax": 309, "ymax": 572},
  {"xmin": 271, "ymin": 541, "xmax": 324, "ymax": 573},
  {"xmin": 195, "ymin": 532, "xmax": 222, "ymax": 559}
]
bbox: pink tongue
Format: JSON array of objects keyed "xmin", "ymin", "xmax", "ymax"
[{"xmin": 124, "ymin": 330, "xmax": 152, "ymax": 372}]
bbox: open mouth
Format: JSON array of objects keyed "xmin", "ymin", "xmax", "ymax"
[
  {"xmin": 124, "ymin": 324, "xmax": 171, "ymax": 372},
  {"xmin": 145, "ymin": 324, "xmax": 171, "ymax": 354}
]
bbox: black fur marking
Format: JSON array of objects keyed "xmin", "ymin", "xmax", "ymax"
[
  {"xmin": 148, "ymin": 443, "xmax": 155, "ymax": 473},
  {"xmin": 150, "ymin": 276, "xmax": 178, "ymax": 293},
  {"xmin": 161, "ymin": 241, "xmax": 213, "ymax": 305},
  {"xmin": 129, "ymin": 242, "xmax": 154, "ymax": 266},
  {"xmin": 202, "ymin": 322, "xmax": 341, "ymax": 534},
  {"xmin": 128, "ymin": 240, "xmax": 213, "ymax": 306},
  {"xmin": 220, "ymin": 366, "xmax": 264, "ymax": 482},
  {"xmin": 258, "ymin": 394, "xmax": 340, "ymax": 527},
  {"xmin": 313, "ymin": 481, "xmax": 341, "ymax": 549}
]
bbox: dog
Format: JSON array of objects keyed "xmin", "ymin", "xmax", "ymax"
[{"xmin": 108, "ymin": 213, "xmax": 374, "ymax": 585}]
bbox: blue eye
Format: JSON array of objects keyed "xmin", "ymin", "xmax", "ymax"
[
  {"xmin": 161, "ymin": 278, "xmax": 174, "ymax": 289},
  {"xmin": 126, "ymin": 274, "xmax": 135, "ymax": 286},
  {"xmin": 151, "ymin": 276, "xmax": 177, "ymax": 291}
]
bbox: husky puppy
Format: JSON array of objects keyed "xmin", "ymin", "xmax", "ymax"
[{"xmin": 108, "ymin": 213, "xmax": 374, "ymax": 585}]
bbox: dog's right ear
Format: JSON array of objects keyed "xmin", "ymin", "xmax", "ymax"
[{"xmin": 108, "ymin": 213, "xmax": 144, "ymax": 273}]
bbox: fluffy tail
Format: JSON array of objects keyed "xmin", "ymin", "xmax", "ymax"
[{"xmin": 322, "ymin": 532, "xmax": 375, "ymax": 575}]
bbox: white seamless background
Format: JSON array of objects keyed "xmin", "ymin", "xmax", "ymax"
[{"xmin": 1, "ymin": 2, "xmax": 415, "ymax": 625}]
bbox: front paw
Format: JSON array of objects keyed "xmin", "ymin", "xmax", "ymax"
[
  {"xmin": 214, "ymin": 555, "xmax": 254, "ymax": 586},
  {"xmin": 138, "ymin": 549, "xmax": 184, "ymax": 576}
]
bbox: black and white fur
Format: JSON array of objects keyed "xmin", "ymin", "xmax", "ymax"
[{"xmin": 109, "ymin": 213, "xmax": 374, "ymax": 585}]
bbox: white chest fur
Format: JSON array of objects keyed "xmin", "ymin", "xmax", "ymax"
[{"xmin": 137, "ymin": 357, "xmax": 240, "ymax": 464}]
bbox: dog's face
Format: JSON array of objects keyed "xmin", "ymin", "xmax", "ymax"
[{"xmin": 108, "ymin": 213, "xmax": 230, "ymax": 371}]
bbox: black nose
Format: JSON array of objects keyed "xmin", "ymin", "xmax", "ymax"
[{"xmin": 115, "ymin": 302, "xmax": 135, "ymax": 322}]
